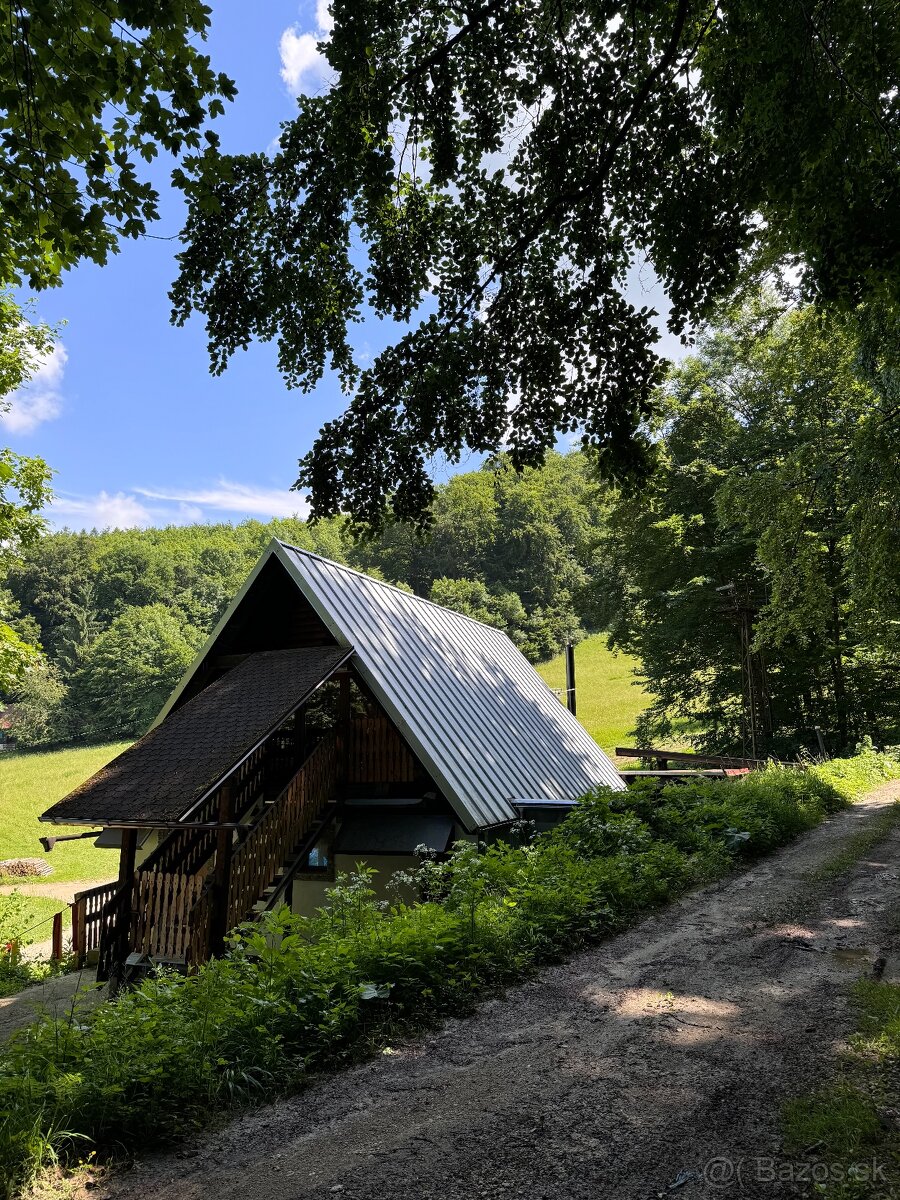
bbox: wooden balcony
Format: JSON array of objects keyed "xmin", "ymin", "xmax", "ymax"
[{"xmin": 79, "ymin": 713, "xmax": 420, "ymax": 980}]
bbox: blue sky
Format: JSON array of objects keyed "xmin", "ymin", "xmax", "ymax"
[{"xmin": 0, "ymin": 3, "xmax": 681, "ymax": 532}]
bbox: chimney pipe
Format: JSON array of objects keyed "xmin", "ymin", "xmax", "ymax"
[{"xmin": 565, "ymin": 642, "xmax": 577, "ymax": 717}]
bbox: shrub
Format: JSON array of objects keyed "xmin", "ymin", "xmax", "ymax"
[{"xmin": 0, "ymin": 750, "xmax": 897, "ymax": 1197}]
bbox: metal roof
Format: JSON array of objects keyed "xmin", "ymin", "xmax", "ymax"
[
  {"xmin": 41, "ymin": 646, "xmax": 351, "ymax": 826},
  {"xmin": 276, "ymin": 541, "xmax": 624, "ymax": 828}
]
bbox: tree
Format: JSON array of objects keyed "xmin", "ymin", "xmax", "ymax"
[
  {"xmin": 0, "ymin": 292, "xmax": 56, "ymax": 694},
  {"xmin": 0, "ymin": 620, "xmax": 39, "ymax": 696},
  {"xmin": 0, "ymin": 3, "xmax": 234, "ymax": 288},
  {"xmin": 0, "ymin": 294, "xmax": 55, "ymax": 551},
  {"xmin": 76, "ymin": 604, "xmax": 201, "ymax": 737},
  {"xmin": 172, "ymin": 0, "xmax": 900, "ymax": 524},
  {"xmin": 603, "ymin": 299, "xmax": 900, "ymax": 754},
  {"xmin": 11, "ymin": 663, "xmax": 68, "ymax": 749},
  {"xmin": 350, "ymin": 451, "xmax": 605, "ymax": 632}
]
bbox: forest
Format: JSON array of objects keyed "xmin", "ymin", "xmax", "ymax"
[{"xmin": 3, "ymin": 300, "xmax": 897, "ymax": 758}]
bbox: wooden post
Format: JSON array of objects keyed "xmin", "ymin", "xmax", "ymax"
[
  {"xmin": 210, "ymin": 782, "xmax": 235, "ymax": 955},
  {"xmin": 338, "ymin": 672, "xmax": 351, "ymax": 790},
  {"xmin": 118, "ymin": 828, "xmax": 138, "ymax": 882},
  {"xmin": 117, "ymin": 828, "xmax": 138, "ymax": 964},
  {"xmin": 51, "ymin": 910, "xmax": 63, "ymax": 961},
  {"xmin": 565, "ymin": 643, "xmax": 577, "ymax": 717},
  {"xmin": 70, "ymin": 900, "xmax": 81, "ymax": 963}
]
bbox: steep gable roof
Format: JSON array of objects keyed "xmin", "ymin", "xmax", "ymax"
[
  {"xmin": 161, "ymin": 540, "xmax": 624, "ymax": 829},
  {"xmin": 42, "ymin": 646, "xmax": 351, "ymax": 826}
]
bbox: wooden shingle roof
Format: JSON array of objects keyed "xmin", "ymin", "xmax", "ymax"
[{"xmin": 41, "ymin": 646, "xmax": 351, "ymax": 826}]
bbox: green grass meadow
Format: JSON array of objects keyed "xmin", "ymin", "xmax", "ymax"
[
  {"xmin": 0, "ymin": 742, "xmax": 129, "ymax": 883},
  {"xmin": 537, "ymin": 634, "xmax": 650, "ymax": 756}
]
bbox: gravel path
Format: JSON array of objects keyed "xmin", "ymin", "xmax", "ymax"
[
  {"xmin": 103, "ymin": 782, "xmax": 900, "ymax": 1200},
  {"xmin": 0, "ymin": 878, "xmax": 106, "ymax": 901},
  {"xmin": 0, "ymin": 967, "xmax": 101, "ymax": 1042}
]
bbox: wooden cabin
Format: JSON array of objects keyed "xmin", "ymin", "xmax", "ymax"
[{"xmin": 41, "ymin": 540, "xmax": 623, "ymax": 981}]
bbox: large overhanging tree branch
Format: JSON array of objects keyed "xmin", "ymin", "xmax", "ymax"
[
  {"xmin": 171, "ymin": 0, "xmax": 900, "ymax": 526},
  {"xmin": 0, "ymin": 1, "xmax": 235, "ymax": 288}
]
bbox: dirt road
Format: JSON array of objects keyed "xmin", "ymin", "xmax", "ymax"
[{"xmin": 104, "ymin": 782, "xmax": 900, "ymax": 1200}]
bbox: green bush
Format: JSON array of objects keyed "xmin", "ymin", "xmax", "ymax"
[{"xmin": 0, "ymin": 751, "xmax": 897, "ymax": 1197}]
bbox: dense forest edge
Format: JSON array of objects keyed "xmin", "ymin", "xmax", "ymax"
[{"xmin": 4, "ymin": 303, "xmax": 900, "ymax": 761}]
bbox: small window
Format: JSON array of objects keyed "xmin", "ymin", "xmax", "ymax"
[{"xmin": 306, "ymin": 841, "xmax": 330, "ymax": 870}]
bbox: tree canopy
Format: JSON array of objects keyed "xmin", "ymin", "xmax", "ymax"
[
  {"xmin": 603, "ymin": 299, "xmax": 900, "ymax": 754},
  {"xmin": 1, "ymin": 455, "xmax": 606, "ymax": 739},
  {"xmin": 0, "ymin": 0, "xmax": 234, "ymax": 288},
  {"xmin": 172, "ymin": 0, "xmax": 899, "ymax": 524}
]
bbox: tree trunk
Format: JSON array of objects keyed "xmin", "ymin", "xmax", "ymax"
[{"xmin": 826, "ymin": 539, "xmax": 849, "ymax": 751}]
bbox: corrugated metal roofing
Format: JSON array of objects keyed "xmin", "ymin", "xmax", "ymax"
[
  {"xmin": 41, "ymin": 646, "xmax": 351, "ymax": 825},
  {"xmin": 277, "ymin": 542, "xmax": 624, "ymax": 829}
]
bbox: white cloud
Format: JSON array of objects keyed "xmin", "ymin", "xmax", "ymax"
[
  {"xmin": 49, "ymin": 480, "xmax": 307, "ymax": 532},
  {"xmin": 280, "ymin": 3, "xmax": 333, "ymax": 94},
  {"xmin": 315, "ymin": 0, "xmax": 334, "ymax": 33},
  {"xmin": 0, "ymin": 341, "xmax": 68, "ymax": 434},
  {"xmin": 135, "ymin": 480, "xmax": 308, "ymax": 519},
  {"xmin": 51, "ymin": 491, "xmax": 154, "ymax": 530}
]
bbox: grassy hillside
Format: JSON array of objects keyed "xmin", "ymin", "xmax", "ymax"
[
  {"xmin": 0, "ymin": 742, "xmax": 130, "ymax": 883},
  {"xmin": 537, "ymin": 634, "xmax": 649, "ymax": 757}
]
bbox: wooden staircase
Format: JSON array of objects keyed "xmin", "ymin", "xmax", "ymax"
[
  {"xmin": 251, "ymin": 801, "xmax": 337, "ymax": 915},
  {"xmin": 79, "ymin": 713, "xmax": 417, "ymax": 980},
  {"xmin": 84, "ymin": 730, "xmax": 341, "ymax": 980}
]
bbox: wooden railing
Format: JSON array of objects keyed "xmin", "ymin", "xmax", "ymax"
[
  {"xmin": 132, "ymin": 870, "xmax": 208, "ymax": 962},
  {"xmin": 93, "ymin": 711, "xmax": 413, "ymax": 975},
  {"xmin": 138, "ymin": 734, "xmax": 281, "ymax": 881},
  {"xmin": 98, "ymin": 883, "xmax": 135, "ymax": 982},
  {"xmin": 138, "ymin": 792, "xmax": 220, "ymax": 879},
  {"xmin": 71, "ymin": 879, "xmax": 121, "ymax": 968},
  {"xmin": 227, "ymin": 732, "xmax": 340, "ymax": 928},
  {"xmin": 348, "ymin": 715, "xmax": 417, "ymax": 784},
  {"xmin": 185, "ymin": 882, "xmax": 215, "ymax": 968}
]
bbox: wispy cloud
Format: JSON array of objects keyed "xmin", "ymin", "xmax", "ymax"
[
  {"xmin": 280, "ymin": 1, "xmax": 334, "ymax": 94},
  {"xmin": 0, "ymin": 341, "xmax": 67, "ymax": 434},
  {"xmin": 135, "ymin": 480, "xmax": 307, "ymax": 519},
  {"xmin": 49, "ymin": 479, "xmax": 308, "ymax": 531}
]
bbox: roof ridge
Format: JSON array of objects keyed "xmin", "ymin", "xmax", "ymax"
[{"xmin": 275, "ymin": 540, "xmax": 510, "ymax": 634}]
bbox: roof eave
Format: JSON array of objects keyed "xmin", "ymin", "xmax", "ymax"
[{"xmin": 40, "ymin": 642, "xmax": 355, "ymax": 828}]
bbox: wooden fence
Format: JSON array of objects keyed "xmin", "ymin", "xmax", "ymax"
[
  {"xmin": 132, "ymin": 870, "xmax": 208, "ymax": 962},
  {"xmin": 71, "ymin": 879, "xmax": 122, "ymax": 969}
]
